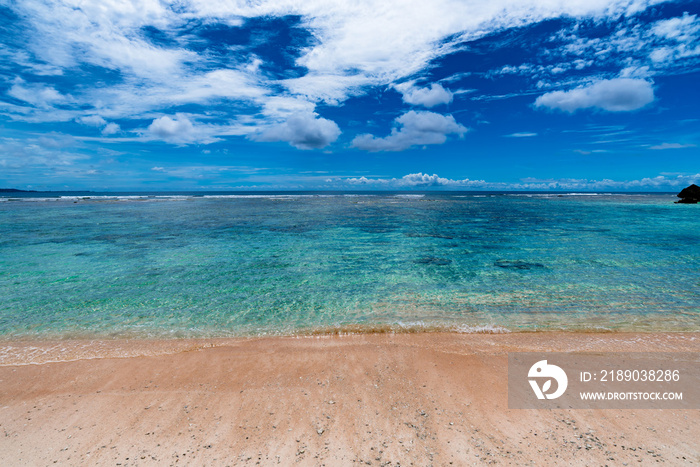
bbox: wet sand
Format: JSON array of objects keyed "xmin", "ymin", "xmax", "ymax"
[{"xmin": 1, "ymin": 332, "xmax": 699, "ymax": 466}]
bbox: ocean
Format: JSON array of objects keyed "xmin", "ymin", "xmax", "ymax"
[{"xmin": 0, "ymin": 192, "xmax": 698, "ymax": 338}]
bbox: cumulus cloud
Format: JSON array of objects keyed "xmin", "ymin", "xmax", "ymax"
[
  {"xmin": 77, "ymin": 115, "xmax": 120, "ymax": 135},
  {"xmin": 77, "ymin": 115, "xmax": 107, "ymax": 127},
  {"xmin": 352, "ymin": 111, "xmax": 467, "ymax": 152},
  {"xmin": 346, "ymin": 172, "xmax": 485, "ymax": 188},
  {"xmin": 147, "ymin": 114, "xmax": 219, "ymax": 145},
  {"xmin": 149, "ymin": 115, "xmax": 192, "ymax": 139},
  {"xmin": 254, "ymin": 113, "xmax": 341, "ymax": 150},
  {"xmin": 534, "ymin": 78, "xmax": 654, "ymax": 113},
  {"xmin": 513, "ymin": 174, "xmax": 700, "ymax": 190},
  {"xmin": 101, "ymin": 122, "xmax": 120, "ymax": 135},
  {"xmin": 399, "ymin": 173, "xmax": 450, "ymax": 186},
  {"xmin": 340, "ymin": 172, "xmax": 700, "ymax": 191},
  {"xmin": 397, "ymin": 83, "xmax": 453, "ymax": 107}
]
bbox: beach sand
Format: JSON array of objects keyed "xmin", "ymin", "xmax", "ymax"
[{"xmin": 1, "ymin": 332, "xmax": 699, "ymax": 466}]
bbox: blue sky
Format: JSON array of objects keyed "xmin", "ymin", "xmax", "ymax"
[{"xmin": 0, "ymin": 0, "xmax": 699, "ymax": 191}]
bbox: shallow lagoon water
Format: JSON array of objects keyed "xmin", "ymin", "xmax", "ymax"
[{"xmin": 0, "ymin": 192, "xmax": 698, "ymax": 338}]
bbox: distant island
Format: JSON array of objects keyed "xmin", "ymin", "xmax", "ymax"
[
  {"xmin": 676, "ymin": 184, "xmax": 700, "ymax": 204},
  {"xmin": 0, "ymin": 188, "xmax": 35, "ymax": 193}
]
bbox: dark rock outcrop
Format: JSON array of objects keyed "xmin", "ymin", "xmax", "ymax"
[
  {"xmin": 414, "ymin": 257, "xmax": 452, "ymax": 265},
  {"xmin": 676, "ymin": 184, "xmax": 700, "ymax": 204},
  {"xmin": 494, "ymin": 260, "xmax": 545, "ymax": 270}
]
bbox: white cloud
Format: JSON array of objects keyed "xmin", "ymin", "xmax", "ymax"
[
  {"xmin": 280, "ymin": 74, "xmax": 369, "ymax": 107},
  {"xmin": 649, "ymin": 13, "xmax": 700, "ymax": 64},
  {"xmin": 490, "ymin": 62, "xmax": 575, "ymax": 79},
  {"xmin": 190, "ymin": 0, "xmax": 664, "ymax": 100},
  {"xmin": 0, "ymin": 136, "xmax": 88, "ymax": 170},
  {"xmin": 397, "ymin": 83, "xmax": 453, "ymax": 107},
  {"xmin": 2, "ymin": 0, "xmax": 690, "ymax": 148},
  {"xmin": 78, "ymin": 114, "xmax": 120, "ymax": 135},
  {"xmin": 649, "ymin": 47, "xmax": 673, "ymax": 63},
  {"xmin": 169, "ymin": 69, "xmax": 268, "ymax": 106},
  {"xmin": 400, "ymin": 172, "xmax": 477, "ymax": 187},
  {"xmin": 651, "ymin": 13, "xmax": 699, "ymax": 42},
  {"xmin": 2, "ymin": 3, "xmax": 270, "ymax": 129},
  {"xmin": 9, "ymin": 1, "xmax": 676, "ymax": 111},
  {"xmin": 254, "ymin": 113, "xmax": 341, "ymax": 150},
  {"xmin": 505, "ymin": 132, "xmax": 537, "ymax": 137},
  {"xmin": 339, "ymin": 172, "xmax": 700, "ymax": 191},
  {"xmin": 352, "ymin": 110, "xmax": 467, "ymax": 152},
  {"xmin": 147, "ymin": 114, "xmax": 219, "ymax": 145},
  {"xmin": 149, "ymin": 115, "xmax": 193, "ymax": 139},
  {"xmin": 618, "ymin": 66, "xmax": 652, "ymax": 78},
  {"xmin": 77, "ymin": 115, "xmax": 107, "ymax": 127},
  {"xmin": 7, "ymin": 81, "xmax": 70, "ymax": 108},
  {"xmin": 15, "ymin": 0, "xmax": 191, "ymax": 80},
  {"xmin": 534, "ymin": 78, "xmax": 654, "ymax": 113},
  {"xmin": 260, "ymin": 96, "xmax": 317, "ymax": 120},
  {"xmin": 400, "ymin": 173, "xmax": 450, "ymax": 186},
  {"xmin": 512, "ymin": 174, "xmax": 700, "ymax": 190},
  {"xmin": 649, "ymin": 142, "xmax": 696, "ymax": 150},
  {"xmin": 36, "ymin": 133, "xmax": 75, "ymax": 149},
  {"xmin": 68, "ymin": 68, "xmax": 268, "ymax": 126},
  {"xmin": 536, "ymin": 12, "xmax": 700, "ymax": 86},
  {"xmin": 101, "ymin": 122, "xmax": 121, "ymax": 135},
  {"xmin": 345, "ymin": 172, "xmax": 485, "ymax": 188}
]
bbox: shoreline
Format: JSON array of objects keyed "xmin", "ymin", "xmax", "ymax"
[
  {"xmin": 1, "ymin": 332, "xmax": 699, "ymax": 465},
  {"xmin": 1, "ymin": 330, "xmax": 698, "ymax": 366}
]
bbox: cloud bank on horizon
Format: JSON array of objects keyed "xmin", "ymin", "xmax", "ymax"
[{"xmin": 0, "ymin": 0, "xmax": 698, "ymax": 190}]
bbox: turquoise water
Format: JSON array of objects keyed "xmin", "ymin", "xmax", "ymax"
[{"xmin": 0, "ymin": 192, "xmax": 698, "ymax": 338}]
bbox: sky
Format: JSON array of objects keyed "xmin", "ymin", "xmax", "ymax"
[{"xmin": 0, "ymin": 0, "xmax": 699, "ymax": 191}]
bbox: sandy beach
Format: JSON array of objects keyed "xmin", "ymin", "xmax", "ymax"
[{"xmin": 1, "ymin": 332, "xmax": 699, "ymax": 466}]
